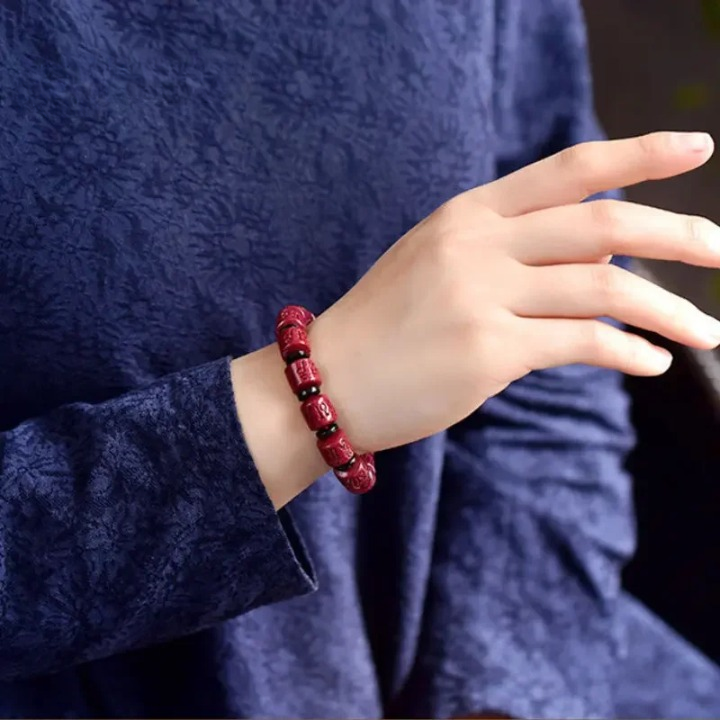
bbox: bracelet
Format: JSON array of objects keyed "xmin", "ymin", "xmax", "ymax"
[{"xmin": 275, "ymin": 305, "xmax": 376, "ymax": 494}]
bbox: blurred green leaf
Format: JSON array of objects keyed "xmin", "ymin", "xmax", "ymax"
[
  {"xmin": 709, "ymin": 272, "xmax": 720, "ymax": 304},
  {"xmin": 674, "ymin": 82, "xmax": 711, "ymax": 110},
  {"xmin": 702, "ymin": 0, "xmax": 720, "ymax": 38}
]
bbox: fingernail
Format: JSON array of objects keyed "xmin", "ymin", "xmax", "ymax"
[
  {"xmin": 673, "ymin": 132, "xmax": 712, "ymax": 152},
  {"xmin": 707, "ymin": 224, "xmax": 720, "ymax": 254},
  {"xmin": 702, "ymin": 314, "xmax": 720, "ymax": 344},
  {"xmin": 649, "ymin": 346, "xmax": 673, "ymax": 373}
]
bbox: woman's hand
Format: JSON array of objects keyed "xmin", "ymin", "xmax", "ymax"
[
  {"xmin": 236, "ymin": 131, "xmax": 720, "ymax": 507},
  {"xmin": 311, "ymin": 132, "xmax": 720, "ymax": 454}
]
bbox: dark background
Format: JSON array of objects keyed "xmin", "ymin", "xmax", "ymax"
[{"xmin": 584, "ymin": 0, "xmax": 720, "ymax": 663}]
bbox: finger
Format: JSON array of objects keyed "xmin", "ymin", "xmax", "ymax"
[
  {"xmin": 471, "ymin": 131, "xmax": 714, "ymax": 217},
  {"xmin": 509, "ymin": 199, "xmax": 720, "ymax": 267},
  {"xmin": 518, "ymin": 317, "xmax": 674, "ymax": 376},
  {"xmin": 511, "ymin": 263, "xmax": 720, "ymax": 350}
]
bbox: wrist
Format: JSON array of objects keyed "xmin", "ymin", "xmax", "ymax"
[
  {"xmin": 231, "ymin": 344, "xmax": 327, "ymax": 509},
  {"xmin": 306, "ymin": 312, "xmax": 371, "ymax": 456}
]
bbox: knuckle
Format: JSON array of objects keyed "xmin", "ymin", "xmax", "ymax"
[
  {"xmin": 686, "ymin": 214, "xmax": 714, "ymax": 245},
  {"xmin": 666, "ymin": 297, "xmax": 700, "ymax": 325},
  {"xmin": 591, "ymin": 264, "xmax": 622, "ymax": 303},
  {"xmin": 429, "ymin": 197, "xmax": 501, "ymax": 267},
  {"xmin": 558, "ymin": 141, "xmax": 599, "ymax": 179},
  {"xmin": 622, "ymin": 334, "xmax": 644, "ymax": 368},
  {"xmin": 637, "ymin": 132, "xmax": 662, "ymax": 157},
  {"xmin": 435, "ymin": 191, "xmax": 498, "ymax": 232},
  {"xmin": 589, "ymin": 199, "xmax": 624, "ymax": 239},
  {"xmin": 670, "ymin": 296, "xmax": 699, "ymax": 326},
  {"xmin": 431, "ymin": 201, "xmax": 460, "ymax": 233},
  {"xmin": 436, "ymin": 192, "xmax": 473, "ymax": 224},
  {"xmin": 428, "ymin": 228, "xmax": 463, "ymax": 270},
  {"xmin": 581, "ymin": 321, "xmax": 608, "ymax": 357},
  {"xmin": 556, "ymin": 143, "xmax": 583, "ymax": 174}
]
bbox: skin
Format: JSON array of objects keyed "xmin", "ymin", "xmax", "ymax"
[{"xmin": 232, "ymin": 131, "xmax": 720, "ymax": 509}]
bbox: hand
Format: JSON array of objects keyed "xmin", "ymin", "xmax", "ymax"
[{"xmin": 311, "ymin": 132, "xmax": 720, "ymax": 454}]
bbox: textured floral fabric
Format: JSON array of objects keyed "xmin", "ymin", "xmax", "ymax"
[
  {"xmin": 0, "ymin": 0, "xmax": 717, "ymax": 717},
  {"xmin": 615, "ymin": 596, "xmax": 720, "ymax": 720}
]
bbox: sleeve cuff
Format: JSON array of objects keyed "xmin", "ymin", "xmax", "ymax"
[
  {"xmin": 119, "ymin": 356, "xmax": 318, "ymax": 631},
  {"xmin": 198, "ymin": 356, "xmax": 317, "ymax": 609}
]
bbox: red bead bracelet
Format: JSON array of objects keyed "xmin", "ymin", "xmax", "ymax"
[{"xmin": 275, "ymin": 305, "xmax": 376, "ymax": 494}]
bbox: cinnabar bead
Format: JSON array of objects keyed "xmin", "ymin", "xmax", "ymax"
[
  {"xmin": 285, "ymin": 358, "xmax": 322, "ymax": 394},
  {"xmin": 335, "ymin": 454, "xmax": 376, "ymax": 494},
  {"xmin": 275, "ymin": 305, "xmax": 314, "ymax": 337},
  {"xmin": 278, "ymin": 325, "xmax": 310, "ymax": 362},
  {"xmin": 301, "ymin": 394, "xmax": 337, "ymax": 431},
  {"xmin": 317, "ymin": 428, "xmax": 354, "ymax": 468},
  {"xmin": 276, "ymin": 304, "xmax": 377, "ymax": 494}
]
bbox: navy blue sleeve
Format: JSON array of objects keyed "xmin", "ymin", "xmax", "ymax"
[
  {"xmin": 0, "ymin": 357, "xmax": 316, "ymax": 680},
  {"xmin": 400, "ymin": 2, "xmax": 637, "ymax": 717}
]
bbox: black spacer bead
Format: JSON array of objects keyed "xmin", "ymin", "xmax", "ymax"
[
  {"xmin": 335, "ymin": 455, "xmax": 357, "ymax": 472},
  {"xmin": 297, "ymin": 385, "xmax": 320, "ymax": 401},
  {"xmin": 284, "ymin": 349, "xmax": 308, "ymax": 365},
  {"xmin": 316, "ymin": 423, "xmax": 339, "ymax": 439}
]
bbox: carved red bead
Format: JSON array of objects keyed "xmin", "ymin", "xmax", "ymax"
[
  {"xmin": 317, "ymin": 428, "xmax": 354, "ymax": 468},
  {"xmin": 275, "ymin": 305, "xmax": 314, "ymax": 338},
  {"xmin": 301, "ymin": 394, "xmax": 337, "ymax": 431},
  {"xmin": 278, "ymin": 325, "xmax": 310, "ymax": 361},
  {"xmin": 276, "ymin": 304, "xmax": 376, "ymax": 494},
  {"xmin": 334, "ymin": 454, "xmax": 377, "ymax": 494},
  {"xmin": 285, "ymin": 357, "xmax": 322, "ymax": 394}
]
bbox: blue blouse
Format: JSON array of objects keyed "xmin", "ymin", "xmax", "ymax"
[{"xmin": 0, "ymin": 1, "xmax": 718, "ymax": 717}]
